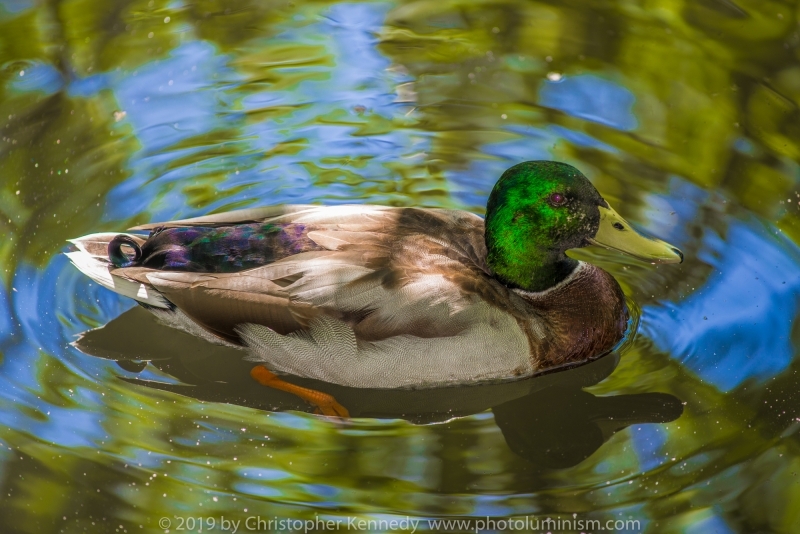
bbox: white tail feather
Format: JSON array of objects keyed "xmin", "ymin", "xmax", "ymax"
[{"xmin": 66, "ymin": 249, "xmax": 171, "ymax": 309}]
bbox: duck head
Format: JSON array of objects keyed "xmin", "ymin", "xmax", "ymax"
[{"xmin": 485, "ymin": 161, "xmax": 682, "ymax": 292}]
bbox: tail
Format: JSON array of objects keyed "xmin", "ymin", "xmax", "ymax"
[
  {"xmin": 66, "ymin": 233, "xmax": 171, "ymax": 309},
  {"xmin": 107, "ymin": 234, "xmax": 143, "ymax": 267}
]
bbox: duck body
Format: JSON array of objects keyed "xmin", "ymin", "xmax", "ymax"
[{"xmin": 68, "ymin": 162, "xmax": 680, "ymax": 389}]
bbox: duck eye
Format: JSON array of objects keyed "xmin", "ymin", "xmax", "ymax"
[{"xmin": 548, "ymin": 192, "xmax": 566, "ymax": 206}]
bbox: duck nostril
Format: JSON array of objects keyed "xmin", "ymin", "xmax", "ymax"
[{"xmin": 612, "ymin": 222, "xmax": 625, "ymax": 231}]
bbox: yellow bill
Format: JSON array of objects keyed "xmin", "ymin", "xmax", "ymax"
[{"xmin": 588, "ymin": 204, "xmax": 683, "ymax": 264}]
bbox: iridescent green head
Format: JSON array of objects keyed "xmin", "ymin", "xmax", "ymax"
[{"xmin": 485, "ymin": 161, "xmax": 682, "ymax": 292}]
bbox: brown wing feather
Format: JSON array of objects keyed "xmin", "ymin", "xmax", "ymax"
[{"xmin": 129, "ymin": 205, "xmax": 318, "ymax": 231}]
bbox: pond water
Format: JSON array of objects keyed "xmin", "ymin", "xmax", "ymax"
[{"xmin": 1, "ymin": 0, "xmax": 800, "ymax": 532}]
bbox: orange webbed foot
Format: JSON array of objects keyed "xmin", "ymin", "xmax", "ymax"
[{"xmin": 250, "ymin": 365, "xmax": 350, "ymax": 418}]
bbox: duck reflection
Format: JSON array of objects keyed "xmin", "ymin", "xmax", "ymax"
[{"xmin": 75, "ymin": 306, "xmax": 682, "ymax": 468}]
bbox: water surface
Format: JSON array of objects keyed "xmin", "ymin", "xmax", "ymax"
[{"xmin": 1, "ymin": 0, "xmax": 800, "ymax": 532}]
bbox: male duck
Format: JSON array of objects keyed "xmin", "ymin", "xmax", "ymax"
[{"xmin": 68, "ymin": 161, "xmax": 682, "ymax": 416}]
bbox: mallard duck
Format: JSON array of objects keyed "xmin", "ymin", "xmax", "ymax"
[{"xmin": 68, "ymin": 161, "xmax": 682, "ymax": 416}]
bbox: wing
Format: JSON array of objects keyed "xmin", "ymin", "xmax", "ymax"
[
  {"xmin": 115, "ymin": 205, "xmax": 506, "ymax": 340},
  {"xmin": 128, "ymin": 204, "xmax": 318, "ymax": 230}
]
